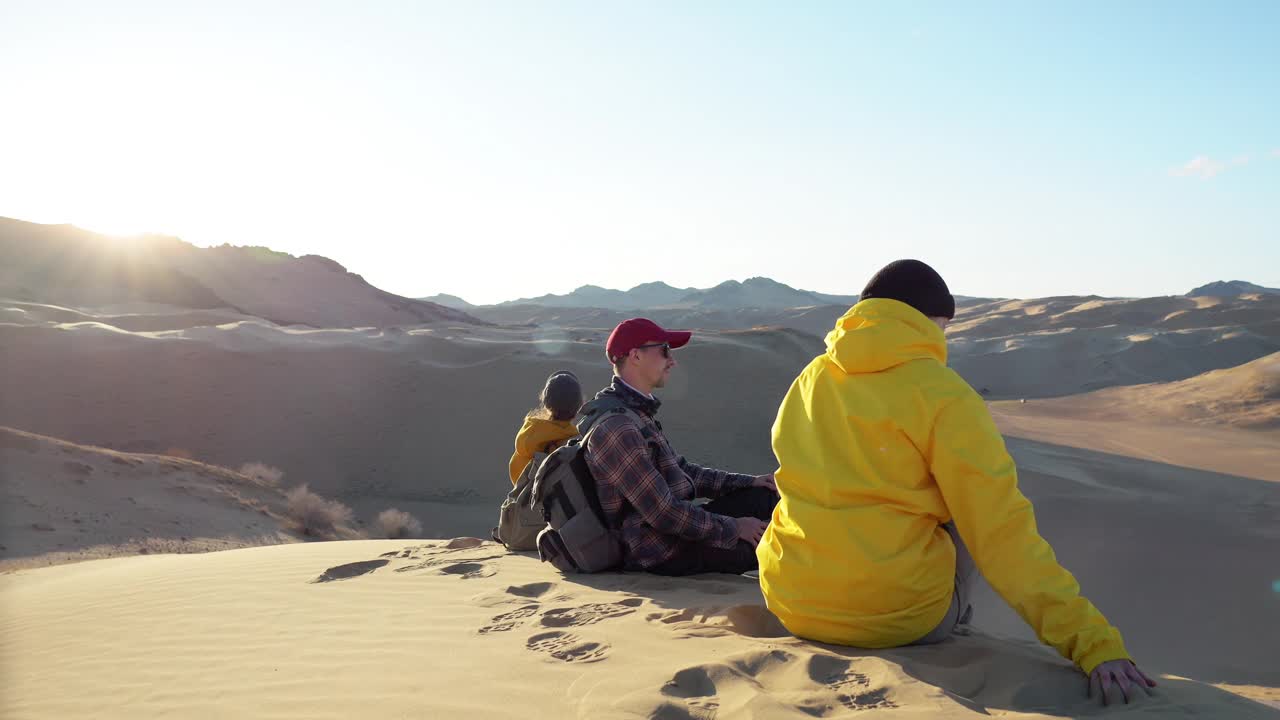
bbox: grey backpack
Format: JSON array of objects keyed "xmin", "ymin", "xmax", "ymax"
[
  {"xmin": 530, "ymin": 397, "xmax": 648, "ymax": 573},
  {"xmin": 493, "ymin": 443, "xmax": 556, "ymax": 551}
]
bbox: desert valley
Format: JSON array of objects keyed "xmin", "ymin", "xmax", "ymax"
[{"xmin": 2, "ymin": 217, "xmax": 1278, "ymax": 718}]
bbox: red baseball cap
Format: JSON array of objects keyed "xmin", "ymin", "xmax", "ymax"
[{"xmin": 605, "ymin": 318, "xmax": 692, "ymax": 361}]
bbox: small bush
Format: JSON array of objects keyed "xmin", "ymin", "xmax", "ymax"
[
  {"xmin": 239, "ymin": 462, "xmax": 284, "ymax": 486},
  {"xmin": 164, "ymin": 448, "xmax": 195, "ymax": 460},
  {"xmin": 377, "ymin": 508, "xmax": 423, "ymax": 539},
  {"xmin": 285, "ymin": 484, "xmax": 353, "ymax": 538}
]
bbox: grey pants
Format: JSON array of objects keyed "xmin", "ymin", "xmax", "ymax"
[{"xmin": 911, "ymin": 522, "xmax": 977, "ymax": 645}]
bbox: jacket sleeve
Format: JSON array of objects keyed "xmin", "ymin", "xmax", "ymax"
[
  {"xmin": 677, "ymin": 456, "xmax": 757, "ymax": 498},
  {"xmin": 509, "ymin": 444, "xmax": 532, "ymax": 485},
  {"xmin": 927, "ymin": 386, "xmax": 1130, "ymax": 675},
  {"xmin": 588, "ymin": 419, "xmax": 739, "ymax": 548}
]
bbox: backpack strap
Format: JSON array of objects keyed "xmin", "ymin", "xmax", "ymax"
[{"xmin": 575, "ymin": 397, "xmax": 655, "ymax": 442}]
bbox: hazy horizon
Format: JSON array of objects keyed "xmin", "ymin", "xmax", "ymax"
[
  {"xmin": 3, "ymin": 212, "xmax": 1275, "ymax": 305},
  {"xmin": 2, "ymin": 2, "xmax": 1276, "ymax": 304}
]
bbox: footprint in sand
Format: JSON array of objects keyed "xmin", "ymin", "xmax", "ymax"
[
  {"xmin": 526, "ymin": 631, "xmax": 610, "ymax": 664},
  {"xmin": 394, "ymin": 553, "xmax": 505, "ymax": 573},
  {"xmin": 505, "ymin": 581, "xmax": 555, "ymax": 599},
  {"xmin": 473, "ymin": 582, "xmax": 570, "ymax": 610},
  {"xmin": 379, "ymin": 547, "xmax": 424, "ymax": 559},
  {"xmin": 539, "ymin": 598, "xmax": 644, "ymax": 627},
  {"xmin": 443, "ymin": 537, "xmax": 487, "ymax": 550},
  {"xmin": 438, "ymin": 561, "xmax": 498, "ymax": 579},
  {"xmin": 311, "ymin": 559, "xmax": 389, "ymax": 583},
  {"xmin": 808, "ymin": 655, "xmax": 897, "ymax": 711},
  {"xmin": 478, "ymin": 604, "xmax": 541, "ymax": 634},
  {"xmin": 380, "ymin": 538, "xmax": 491, "ymax": 563},
  {"xmin": 646, "ymin": 604, "xmax": 790, "ymax": 639},
  {"xmin": 652, "ymin": 649, "xmax": 897, "ymax": 717}
]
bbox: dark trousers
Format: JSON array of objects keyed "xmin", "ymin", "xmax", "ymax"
[{"xmin": 649, "ymin": 486, "xmax": 779, "ymax": 576}]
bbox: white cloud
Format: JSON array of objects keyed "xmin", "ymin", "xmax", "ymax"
[
  {"xmin": 1170, "ymin": 155, "xmax": 1226, "ymax": 179},
  {"xmin": 1231, "ymin": 154, "xmax": 1250, "ymax": 166},
  {"xmin": 1272, "ymin": 149, "xmax": 1280, "ymax": 159}
]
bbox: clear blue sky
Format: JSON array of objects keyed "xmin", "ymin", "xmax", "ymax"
[{"xmin": 1, "ymin": 1, "xmax": 1276, "ymax": 303}]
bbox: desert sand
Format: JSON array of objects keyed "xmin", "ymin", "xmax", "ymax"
[
  {"xmin": 0, "ymin": 426, "xmax": 301, "ymax": 571},
  {"xmin": 4, "ymin": 269, "xmax": 1280, "ymax": 716},
  {"xmin": 2, "ymin": 539, "xmax": 1277, "ymax": 719}
]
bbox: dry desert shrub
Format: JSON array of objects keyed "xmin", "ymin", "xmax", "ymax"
[
  {"xmin": 285, "ymin": 484, "xmax": 354, "ymax": 538},
  {"xmin": 376, "ymin": 508, "xmax": 423, "ymax": 539},
  {"xmin": 163, "ymin": 447, "xmax": 195, "ymax": 460},
  {"xmin": 238, "ymin": 462, "xmax": 284, "ymax": 486}
]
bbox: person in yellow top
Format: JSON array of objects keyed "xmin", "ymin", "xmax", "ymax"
[
  {"xmin": 758, "ymin": 259, "xmax": 1157, "ymax": 706},
  {"xmin": 508, "ymin": 370, "xmax": 584, "ymax": 484}
]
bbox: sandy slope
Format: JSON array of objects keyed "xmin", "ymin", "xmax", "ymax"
[
  {"xmin": 2, "ymin": 539, "xmax": 1275, "ymax": 719},
  {"xmin": 0, "ymin": 427, "xmax": 299, "ymax": 570},
  {"xmin": 947, "ymin": 295, "xmax": 1280, "ymax": 399},
  {"xmin": 474, "ymin": 293, "xmax": 1280, "ymax": 401},
  {"xmin": 0, "ymin": 304, "xmax": 814, "ymax": 512},
  {"xmin": 969, "ymin": 435, "xmax": 1280, "ymax": 690},
  {"xmin": 992, "ymin": 351, "xmax": 1280, "ymax": 431}
]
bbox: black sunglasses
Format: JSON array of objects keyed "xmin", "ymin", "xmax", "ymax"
[{"xmin": 635, "ymin": 342, "xmax": 671, "ymax": 358}]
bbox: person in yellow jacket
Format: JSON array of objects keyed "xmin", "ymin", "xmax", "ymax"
[
  {"xmin": 758, "ymin": 259, "xmax": 1157, "ymax": 706},
  {"xmin": 508, "ymin": 370, "xmax": 584, "ymax": 484}
]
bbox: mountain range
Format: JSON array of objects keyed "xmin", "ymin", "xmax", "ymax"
[
  {"xmin": 426, "ymin": 278, "xmax": 984, "ymax": 312},
  {"xmin": 431, "ymin": 278, "xmax": 1280, "ymax": 313},
  {"xmin": 0, "ymin": 217, "xmax": 476, "ymax": 327}
]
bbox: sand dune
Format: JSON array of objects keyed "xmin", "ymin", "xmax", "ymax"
[
  {"xmin": 947, "ymin": 294, "xmax": 1280, "ymax": 399},
  {"xmin": 993, "ymin": 351, "xmax": 1280, "ymax": 431},
  {"xmin": 0, "ymin": 426, "xmax": 298, "ymax": 571},
  {"xmin": 2, "ymin": 299, "xmax": 254, "ymax": 332},
  {"xmin": 474, "ymin": 293, "xmax": 1280, "ymax": 400},
  {"xmin": 2, "ymin": 539, "xmax": 1275, "ymax": 719},
  {"xmin": 0, "ymin": 303, "xmax": 813, "ymax": 514}
]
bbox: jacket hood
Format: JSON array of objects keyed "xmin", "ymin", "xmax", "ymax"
[
  {"xmin": 514, "ymin": 417, "xmax": 579, "ymax": 457},
  {"xmin": 825, "ymin": 298, "xmax": 948, "ymax": 375}
]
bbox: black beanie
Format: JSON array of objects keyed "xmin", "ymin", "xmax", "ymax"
[
  {"xmin": 860, "ymin": 259, "xmax": 955, "ymax": 319},
  {"xmin": 541, "ymin": 370, "xmax": 583, "ymax": 421}
]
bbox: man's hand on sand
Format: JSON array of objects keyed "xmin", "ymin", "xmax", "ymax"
[
  {"xmin": 1088, "ymin": 659, "xmax": 1157, "ymax": 705},
  {"xmin": 736, "ymin": 517, "xmax": 767, "ymax": 546},
  {"xmin": 753, "ymin": 473, "xmax": 778, "ymax": 494}
]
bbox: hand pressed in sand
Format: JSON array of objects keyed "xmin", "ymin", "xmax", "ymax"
[{"xmin": 1088, "ymin": 659, "xmax": 1157, "ymax": 705}]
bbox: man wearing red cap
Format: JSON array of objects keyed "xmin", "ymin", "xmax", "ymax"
[{"xmin": 582, "ymin": 318, "xmax": 778, "ymax": 575}]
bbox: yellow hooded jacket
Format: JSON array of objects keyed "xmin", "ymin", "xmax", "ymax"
[
  {"xmin": 508, "ymin": 417, "xmax": 580, "ymax": 485},
  {"xmin": 757, "ymin": 299, "xmax": 1129, "ymax": 674}
]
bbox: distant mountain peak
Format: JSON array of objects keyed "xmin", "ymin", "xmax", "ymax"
[
  {"xmin": 418, "ymin": 293, "xmax": 474, "ymax": 309},
  {"xmin": 492, "ymin": 276, "xmax": 860, "ymax": 311},
  {"xmin": 630, "ymin": 281, "xmax": 676, "ymax": 290},
  {"xmin": 1187, "ymin": 280, "xmax": 1280, "ymax": 297}
]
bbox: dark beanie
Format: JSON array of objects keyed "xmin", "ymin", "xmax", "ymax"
[
  {"xmin": 541, "ymin": 370, "xmax": 583, "ymax": 421},
  {"xmin": 860, "ymin": 259, "xmax": 955, "ymax": 320}
]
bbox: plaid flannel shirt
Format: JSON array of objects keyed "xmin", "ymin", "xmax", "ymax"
[{"xmin": 584, "ymin": 377, "xmax": 757, "ymax": 569}]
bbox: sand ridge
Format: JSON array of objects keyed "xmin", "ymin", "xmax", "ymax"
[
  {"xmin": 992, "ymin": 351, "xmax": 1280, "ymax": 431},
  {"xmin": 0, "ymin": 426, "xmax": 300, "ymax": 571}
]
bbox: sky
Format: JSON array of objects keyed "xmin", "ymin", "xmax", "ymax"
[{"xmin": 1, "ymin": 1, "xmax": 1276, "ymax": 304}]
